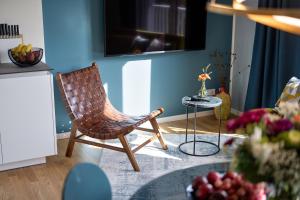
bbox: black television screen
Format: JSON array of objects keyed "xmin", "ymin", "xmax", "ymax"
[{"xmin": 104, "ymin": 0, "xmax": 207, "ymax": 56}]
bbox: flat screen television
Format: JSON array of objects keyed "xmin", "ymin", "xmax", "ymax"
[{"xmin": 104, "ymin": 0, "xmax": 207, "ymax": 56}]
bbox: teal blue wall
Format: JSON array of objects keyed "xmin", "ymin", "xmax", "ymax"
[{"xmin": 42, "ymin": 0, "xmax": 232, "ymax": 133}]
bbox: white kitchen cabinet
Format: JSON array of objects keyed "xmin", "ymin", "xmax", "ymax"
[
  {"xmin": 0, "ymin": 63, "xmax": 57, "ymax": 170},
  {"xmin": 0, "ymin": 133, "xmax": 2, "ymax": 164}
]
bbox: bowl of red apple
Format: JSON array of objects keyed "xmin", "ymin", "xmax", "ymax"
[{"xmin": 187, "ymin": 171, "xmax": 267, "ymax": 200}]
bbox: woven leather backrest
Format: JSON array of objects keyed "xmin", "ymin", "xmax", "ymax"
[{"xmin": 56, "ymin": 63, "xmax": 106, "ymax": 122}]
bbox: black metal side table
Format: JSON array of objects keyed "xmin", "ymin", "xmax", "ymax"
[{"xmin": 179, "ymin": 96, "xmax": 222, "ymax": 157}]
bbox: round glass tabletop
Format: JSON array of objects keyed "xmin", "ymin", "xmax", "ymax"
[
  {"xmin": 182, "ymin": 96, "xmax": 222, "ymax": 108},
  {"xmin": 130, "ymin": 162, "xmax": 230, "ymax": 200}
]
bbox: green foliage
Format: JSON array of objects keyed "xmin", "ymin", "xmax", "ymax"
[
  {"xmin": 232, "ymin": 143, "xmax": 271, "ymax": 183},
  {"xmin": 245, "ymin": 120, "xmax": 268, "ymax": 135},
  {"xmin": 272, "ymin": 130, "xmax": 300, "ymax": 149}
]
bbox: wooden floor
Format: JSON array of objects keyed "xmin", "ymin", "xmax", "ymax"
[
  {"xmin": 159, "ymin": 114, "xmax": 235, "ymax": 135},
  {"xmin": 0, "ymin": 115, "xmax": 235, "ymax": 200}
]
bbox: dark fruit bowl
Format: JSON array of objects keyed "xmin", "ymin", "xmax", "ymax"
[
  {"xmin": 186, "ymin": 184, "xmax": 195, "ymax": 200},
  {"xmin": 8, "ymin": 47, "xmax": 43, "ymax": 68}
]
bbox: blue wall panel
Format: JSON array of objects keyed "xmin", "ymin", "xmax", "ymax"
[{"xmin": 42, "ymin": 0, "xmax": 232, "ymax": 133}]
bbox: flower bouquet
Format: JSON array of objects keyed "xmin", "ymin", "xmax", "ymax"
[
  {"xmin": 226, "ymin": 102, "xmax": 300, "ymax": 200},
  {"xmin": 198, "ymin": 64, "xmax": 212, "ymax": 98}
]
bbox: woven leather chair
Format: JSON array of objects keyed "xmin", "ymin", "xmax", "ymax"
[{"xmin": 56, "ymin": 63, "xmax": 167, "ymax": 171}]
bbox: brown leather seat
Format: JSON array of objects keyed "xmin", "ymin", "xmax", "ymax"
[
  {"xmin": 56, "ymin": 63, "xmax": 168, "ymax": 171},
  {"xmin": 77, "ymin": 108, "xmax": 164, "ymax": 140}
]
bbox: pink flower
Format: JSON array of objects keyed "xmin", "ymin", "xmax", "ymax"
[
  {"xmin": 227, "ymin": 109, "xmax": 266, "ymax": 132},
  {"xmin": 226, "ymin": 119, "xmax": 240, "ymax": 131},
  {"xmin": 267, "ymin": 119, "xmax": 293, "ymax": 136},
  {"xmin": 223, "ymin": 138, "xmax": 236, "ymax": 147}
]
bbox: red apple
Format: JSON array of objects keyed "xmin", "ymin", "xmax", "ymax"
[
  {"xmin": 227, "ymin": 188, "xmax": 236, "ymax": 195},
  {"xmin": 195, "ymin": 184, "xmax": 213, "ymax": 200},
  {"xmin": 228, "ymin": 194, "xmax": 239, "ymax": 200},
  {"xmin": 192, "ymin": 176, "xmax": 208, "ymax": 190},
  {"xmin": 208, "ymin": 190, "xmax": 227, "ymax": 200},
  {"xmin": 33, "ymin": 51, "xmax": 40, "ymax": 59},
  {"xmin": 19, "ymin": 55, "xmax": 26, "ymax": 63},
  {"xmin": 222, "ymin": 180, "xmax": 232, "ymax": 191},
  {"xmin": 237, "ymin": 187, "xmax": 246, "ymax": 197},
  {"xmin": 26, "ymin": 52, "xmax": 35, "ymax": 63},
  {"xmin": 230, "ymin": 179, "xmax": 240, "ymax": 190},
  {"xmin": 214, "ymin": 179, "xmax": 223, "ymax": 189},
  {"xmin": 243, "ymin": 182, "xmax": 255, "ymax": 192},
  {"xmin": 207, "ymin": 171, "xmax": 221, "ymax": 185},
  {"xmin": 223, "ymin": 171, "xmax": 237, "ymax": 180}
]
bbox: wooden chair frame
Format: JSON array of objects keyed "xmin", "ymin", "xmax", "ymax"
[
  {"xmin": 57, "ymin": 63, "xmax": 168, "ymax": 172},
  {"xmin": 66, "ymin": 118, "xmax": 168, "ymax": 172}
]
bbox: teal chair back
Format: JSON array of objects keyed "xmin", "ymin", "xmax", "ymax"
[{"xmin": 63, "ymin": 163, "xmax": 112, "ymax": 200}]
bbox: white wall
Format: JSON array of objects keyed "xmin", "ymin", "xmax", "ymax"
[
  {"xmin": 0, "ymin": 0, "xmax": 45, "ymax": 62},
  {"xmin": 230, "ymin": 0, "xmax": 258, "ymax": 112}
]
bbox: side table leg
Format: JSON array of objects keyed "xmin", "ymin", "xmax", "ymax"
[
  {"xmin": 218, "ymin": 105, "xmax": 222, "ymax": 147},
  {"xmin": 185, "ymin": 106, "xmax": 188, "ymax": 143},
  {"xmin": 193, "ymin": 106, "xmax": 197, "ymax": 155}
]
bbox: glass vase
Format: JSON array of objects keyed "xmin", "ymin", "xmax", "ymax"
[{"xmin": 198, "ymin": 80, "xmax": 207, "ymax": 98}]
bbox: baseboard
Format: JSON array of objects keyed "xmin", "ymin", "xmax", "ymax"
[
  {"xmin": 231, "ymin": 108, "xmax": 242, "ymax": 116},
  {"xmin": 56, "ymin": 132, "xmax": 71, "ymax": 139},
  {"xmin": 156, "ymin": 110, "xmax": 214, "ymax": 123},
  {"xmin": 0, "ymin": 157, "xmax": 46, "ymax": 171}
]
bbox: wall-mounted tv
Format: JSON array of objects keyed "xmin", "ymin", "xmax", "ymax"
[{"xmin": 104, "ymin": 0, "xmax": 207, "ymax": 56}]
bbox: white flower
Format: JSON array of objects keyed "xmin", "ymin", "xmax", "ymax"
[
  {"xmin": 277, "ymin": 101, "xmax": 300, "ymax": 118},
  {"xmin": 250, "ymin": 132, "xmax": 281, "ymax": 165},
  {"xmin": 250, "ymin": 127, "xmax": 262, "ymax": 143},
  {"xmin": 260, "ymin": 144, "xmax": 276, "ymax": 164},
  {"xmin": 263, "ymin": 113, "xmax": 281, "ymax": 122},
  {"xmin": 251, "ymin": 143, "xmax": 273, "ymax": 164}
]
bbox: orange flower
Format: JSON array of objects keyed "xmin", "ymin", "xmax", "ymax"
[
  {"xmin": 198, "ymin": 64, "xmax": 212, "ymax": 81},
  {"xmin": 198, "ymin": 73, "xmax": 211, "ymax": 81},
  {"xmin": 293, "ymin": 115, "xmax": 300, "ymax": 123}
]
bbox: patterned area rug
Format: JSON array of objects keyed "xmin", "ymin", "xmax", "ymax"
[{"xmin": 97, "ymin": 132, "xmax": 245, "ymax": 200}]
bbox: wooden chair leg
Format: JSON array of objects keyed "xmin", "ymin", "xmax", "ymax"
[
  {"xmin": 66, "ymin": 124, "xmax": 77, "ymax": 157},
  {"xmin": 118, "ymin": 135, "xmax": 140, "ymax": 172},
  {"xmin": 150, "ymin": 118, "xmax": 168, "ymax": 150}
]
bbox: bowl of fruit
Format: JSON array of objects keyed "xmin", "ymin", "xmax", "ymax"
[
  {"xmin": 8, "ymin": 43, "xmax": 43, "ymax": 67},
  {"xmin": 187, "ymin": 171, "xmax": 267, "ymax": 200}
]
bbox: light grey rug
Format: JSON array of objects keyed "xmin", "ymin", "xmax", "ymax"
[{"xmin": 96, "ymin": 132, "xmax": 244, "ymax": 200}]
